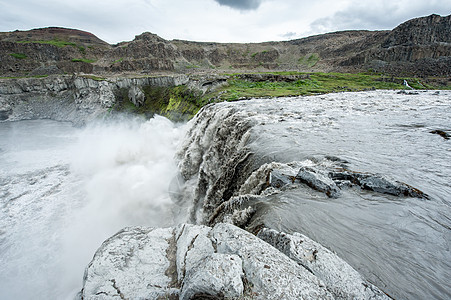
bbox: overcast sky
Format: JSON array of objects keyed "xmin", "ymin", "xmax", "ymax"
[{"xmin": 0, "ymin": 0, "xmax": 449, "ymax": 44}]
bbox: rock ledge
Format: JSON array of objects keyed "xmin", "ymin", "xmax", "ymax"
[{"xmin": 80, "ymin": 223, "xmax": 390, "ymax": 299}]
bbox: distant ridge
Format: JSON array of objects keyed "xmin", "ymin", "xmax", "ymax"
[
  {"xmin": 0, "ymin": 27, "xmax": 109, "ymax": 46},
  {"xmin": 0, "ymin": 14, "xmax": 449, "ymax": 77}
]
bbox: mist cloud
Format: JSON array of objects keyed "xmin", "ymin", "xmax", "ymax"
[{"xmin": 213, "ymin": 0, "xmax": 263, "ymax": 11}]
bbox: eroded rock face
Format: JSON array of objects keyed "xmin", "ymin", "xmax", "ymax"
[
  {"xmin": 343, "ymin": 14, "xmax": 451, "ymax": 76},
  {"xmin": 180, "ymin": 253, "xmax": 244, "ymax": 300},
  {"xmin": 0, "ymin": 74, "xmax": 190, "ymax": 125},
  {"xmin": 80, "ymin": 223, "xmax": 391, "ymax": 299},
  {"xmin": 210, "ymin": 223, "xmax": 334, "ymax": 300},
  {"xmin": 382, "ymin": 14, "xmax": 451, "ymax": 48}
]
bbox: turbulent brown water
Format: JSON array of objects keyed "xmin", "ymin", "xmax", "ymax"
[
  {"xmin": 0, "ymin": 90, "xmax": 450, "ymax": 299},
  {"xmin": 177, "ymin": 90, "xmax": 451, "ymax": 300}
]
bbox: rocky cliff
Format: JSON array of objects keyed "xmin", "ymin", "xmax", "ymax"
[
  {"xmin": 0, "ymin": 74, "xmax": 195, "ymax": 125},
  {"xmin": 341, "ymin": 14, "xmax": 451, "ymax": 75},
  {"xmin": 1, "ymin": 14, "xmax": 449, "ymax": 77}
]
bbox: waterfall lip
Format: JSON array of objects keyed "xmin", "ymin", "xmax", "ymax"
[
  {"xmin": 173, "ymin": 90, "xmax": 451, "ymax": 300},
  {"xmin": 176, "ymin": 90, "xmax": 440, "ymax": 225}
]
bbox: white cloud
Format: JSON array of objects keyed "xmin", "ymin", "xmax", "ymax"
[{"xmin": 0, "ymin": 0, "xmax": 449, "ymax": 44}]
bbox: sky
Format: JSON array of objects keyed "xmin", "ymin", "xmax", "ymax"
[{"xmin": 0, "ymin": 0, "xmax": 449, "ymax": 44}]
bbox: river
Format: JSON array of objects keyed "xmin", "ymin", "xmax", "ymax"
[{"xmin": 0, "ymin": 90, "xmax": 450, "ymax": 299}]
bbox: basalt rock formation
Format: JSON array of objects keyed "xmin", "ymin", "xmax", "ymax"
[
  {"xmin": 341, "ymin": 14, "xmax": 451, "ymax": 76},
  {"xmin": 1, "ymin": 14, "xmax": 449, "ymax": 77}
]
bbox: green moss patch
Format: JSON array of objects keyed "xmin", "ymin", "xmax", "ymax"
[
  {"xmin": 71, "ymin": 58, "xmax": 96, "ymax": 63},
  {"xmin": 203, "ymin": 72, "xmax": 449, "ymax": 102},
  {"xmin": 113, "ymin": 85, "xmax": 203, "ymax": 121},
  {"xmin": 9, "ymin": 53, "xmax": 27, "ymax": 59},
  {"xmin": 298, "ymin": 53, "xmax": 319, "ymax": 68},
  {"xmin": 0, "ymin": 75, "xmax": 48, "ymax": 79},
  {"xmin": 17, "ymin": 39, "xmax": 86, "ymax": 53}
]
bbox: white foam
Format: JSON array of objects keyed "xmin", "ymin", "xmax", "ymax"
[{"xmin": 0, "ymin": 116, "xmax": 187, "ymax": 299}]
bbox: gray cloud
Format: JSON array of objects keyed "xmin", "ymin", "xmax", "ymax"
[
  {"xmin": 280, "ymin": 31, "xmax": 298, "ymax": 40},
  {"xmin": 213, "ymin": 0, "xmax": 262, "ymax": 11},
  {"xmin": 1, "ymin": 0, "xmax": 450, "ymax": 44},
  {"xmin": 311, "ymin": 0, "xmax": 451, "ymax": 34}
]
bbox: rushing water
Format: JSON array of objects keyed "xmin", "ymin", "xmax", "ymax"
[
  {"xmin": 231, "ymin": 90, "xmax": 450, "ymax": 299},
  {"xmin": 0, "ymin": 117, "xmax": 186, "ymax": 299},
  {"xmin": 0, "ymin": 90, "xmax": 450, "ymax": 300}
]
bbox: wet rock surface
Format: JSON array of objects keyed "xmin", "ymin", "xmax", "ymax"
[
  {"xmin": 294, "ymin": 163, "xmax": 428, "ymax": 199},
  {"xmin": 430, "ymin": 129, "xmax": 450, "ymax": 140},
  {"xmin": 296, "ymin": 166, "xmax": 341, "ymax": 198}
]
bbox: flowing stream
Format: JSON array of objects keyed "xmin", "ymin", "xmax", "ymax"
[
  {"xmin": 177, "ymin": 90, "xmax": 450, "ymax": 299},
  {"xmin": 0, "ymin": 90, "xmax": 450, "ymax": 299},
  {"xmin": 236, "ymin": 91, "xmax": 451, "ymax": 299}
]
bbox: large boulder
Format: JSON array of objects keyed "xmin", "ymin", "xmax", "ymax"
[
  {"xmin": 80, "ymin": 223, "xmax": 390, "ymax": 299},
  {"xmin": 80, "ymin": 226, "xmax": 179, "ymax": 299}
]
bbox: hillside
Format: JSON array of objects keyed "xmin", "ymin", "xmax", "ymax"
[{"xmin": 0, "ymin": 14, "xmax": 450, "ymax": 77}]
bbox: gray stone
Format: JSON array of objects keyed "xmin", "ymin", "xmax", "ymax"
[
  {"xmin": 29, "ymin": 65, "xmax": 63, "ymax": 76},
  {"xmin": 180, "ymin": 253, "xmax": 244, "ymax": 300},
  {"xmin": 296, "ymin": 166, "xmax": 341, "ymax": 198},
  {"xmin": 429, "ymin": 129, "xmax": 450, "ymax": 140},
  {"xmin": 81, "ymin": 226, "xmax": 179, "ymax": 299},
  {"xmin": 81, "ymin": 223, "xmax": 397, "ymax": 300},
  {"xmin": 329, "ymin": 170, "xmax": 428, "ymax": 198},
  {"xmin": 258, "ymin": 228, "xmax": 391, "ymax": 300},
  {"xmin": 0, "ymin": 99, "xmax": 12, "ymax": 120},
  {"xmin": 128, "ymin": 85, "xmax": 145, "ymax": 106},
  {"xmin": 175, "ymin": 224, "xmax": 214, "ymax": 281},
  {"xmin": 82, "ymin": 223, "xmax": 354, "ymax": 300},
  {"xmin": 211, "ymin": 223, "xmax": 334, "ymax": 299},
  {"xmin": 269, "ymin": 169, "xmax": 294, "ymax": 189}
]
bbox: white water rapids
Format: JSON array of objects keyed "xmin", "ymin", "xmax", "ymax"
[
  {"xmin": 0, "ymin": 116, "xmax": 187, "ymax": 299},
  {"xmin": 0, "ymin": 90, "xmax": 450, "ymax": 299}
]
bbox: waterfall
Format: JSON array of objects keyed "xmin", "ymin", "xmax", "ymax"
[{"xmin": 0, "ymin": 116, "xmax": 187, "ymax": 299}]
